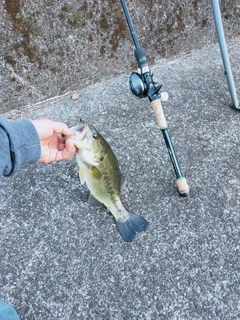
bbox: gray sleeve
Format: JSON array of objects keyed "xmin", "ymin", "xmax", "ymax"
[{"xmin": 0, "ymin": 116, "xmax": 41, "ymax": 177}]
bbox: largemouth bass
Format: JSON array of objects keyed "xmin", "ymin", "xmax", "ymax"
[{"xmin": 65, "ymin": 120, "xmax": 149, "ymax": 242}]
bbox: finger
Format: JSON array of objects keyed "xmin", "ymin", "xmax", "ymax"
[
  {"xmin": 65, "ymin": 140, "xmax": 77, "ymax": 159},
  {"xmin": 50, "ymin": 121, "xmax": 75, "ymax": 136},
  {"xmin": 58, "ymin": 135, "xmax": 71, "ymax": 151},
  {"xmin": 56, "ymin": 140, "xmax": 76, "ymax": 161},
  {"xmin": 58, "ymin": 142, "xmax": 65, "ymax": 151},
  {"xmin": 57, "ymin": 134, "xmax": 66, "ymax": 144}
]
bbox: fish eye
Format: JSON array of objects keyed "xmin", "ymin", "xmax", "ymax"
[{"xmin": 93, "ymin": 133, "xmax": 98, "ymax": 139}]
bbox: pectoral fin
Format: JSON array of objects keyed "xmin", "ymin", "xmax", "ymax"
[
  {"xmin": 77, "ymin": 165, "xmax": 85, "ymax": 185},
  {"xmin": 89, "ymin": 167, "xmax": 102, "ymax": 180}
]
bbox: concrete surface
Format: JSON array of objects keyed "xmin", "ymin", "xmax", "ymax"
[
  {"xmin": 0, "ymin": 37, "xmax": 240, "ymax": 319},
  {"xmin": 1, "ymin": 0, "xmax": 240, "ymax": 112}
]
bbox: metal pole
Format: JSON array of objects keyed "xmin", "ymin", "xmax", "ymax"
[{"xmin": 211, "ymin": 0, "xmax": 240, "ymax": 110}]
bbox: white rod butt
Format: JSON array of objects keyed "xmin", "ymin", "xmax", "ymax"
[{"xmin": 176, "ymin": 177, "xmax": 189, "ymax": 197}]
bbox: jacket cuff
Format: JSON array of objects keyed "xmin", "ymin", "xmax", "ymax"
[{"xmin": 8, "ymin": 119, "xmax": 41, "ymax": 171}]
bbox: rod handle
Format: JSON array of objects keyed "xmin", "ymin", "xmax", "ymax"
[
  {"xmin": 176, "ymin": 177, "xmax": 190, "ymax": 197},
  {"xmin": 150, "ymin": 99, "xmax": 168, "ymax": 129},
  {"xmin": 151, "ymin": 99, "xmax": 190, "ymax": 196}
]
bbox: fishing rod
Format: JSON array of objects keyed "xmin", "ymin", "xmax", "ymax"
[{"xmin": 120, "ymin": 0, "xmax": 189, "ymax": 196}]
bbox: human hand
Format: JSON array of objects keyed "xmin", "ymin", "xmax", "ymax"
[{"xmin": 31, "ymin": 119, "xmax": 76, "ymax": 163}]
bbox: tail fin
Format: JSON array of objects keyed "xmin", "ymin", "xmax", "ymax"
[{"xmin": 115, "ymin": 212, "xmax": 149, "ymax": 242}]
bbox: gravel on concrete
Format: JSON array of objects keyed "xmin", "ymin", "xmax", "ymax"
[{"xmin": 0, "ymin": 37, "xmax": 240, "ymax": 319}]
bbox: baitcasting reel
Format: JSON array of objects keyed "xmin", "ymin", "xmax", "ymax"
[
  {"xmin": 129, "ymin": 72, "xmax": 148, "ymax": 98},
  {"xmin": 129, "ymin": 71, "xmax": 164, "ymax": 100}
]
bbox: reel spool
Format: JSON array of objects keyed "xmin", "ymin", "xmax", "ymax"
[{"xmin": 129, "ymin": 72, "xmax": 148, "ymax": 98}]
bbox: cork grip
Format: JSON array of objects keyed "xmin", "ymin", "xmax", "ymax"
[{"xmin": 150, "ymin": 99, "xmax": 168, "ymax": 129}]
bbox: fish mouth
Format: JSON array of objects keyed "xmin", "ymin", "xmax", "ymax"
[
  {"xmin": 66, "ymin": 120, "xmax": 92, "ymax": 150},
  {"xmin": 69, "ymin": 121, "xmax": 88, "ymax": 141}
]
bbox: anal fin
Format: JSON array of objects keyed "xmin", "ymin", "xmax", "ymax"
[
  {"xmin": 120, "ymin": 174, "xmax": 125, "ymax": 189},
  {"xmin": 88, "ymin": 194, "xmax": 105, "ymax": 208}
]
